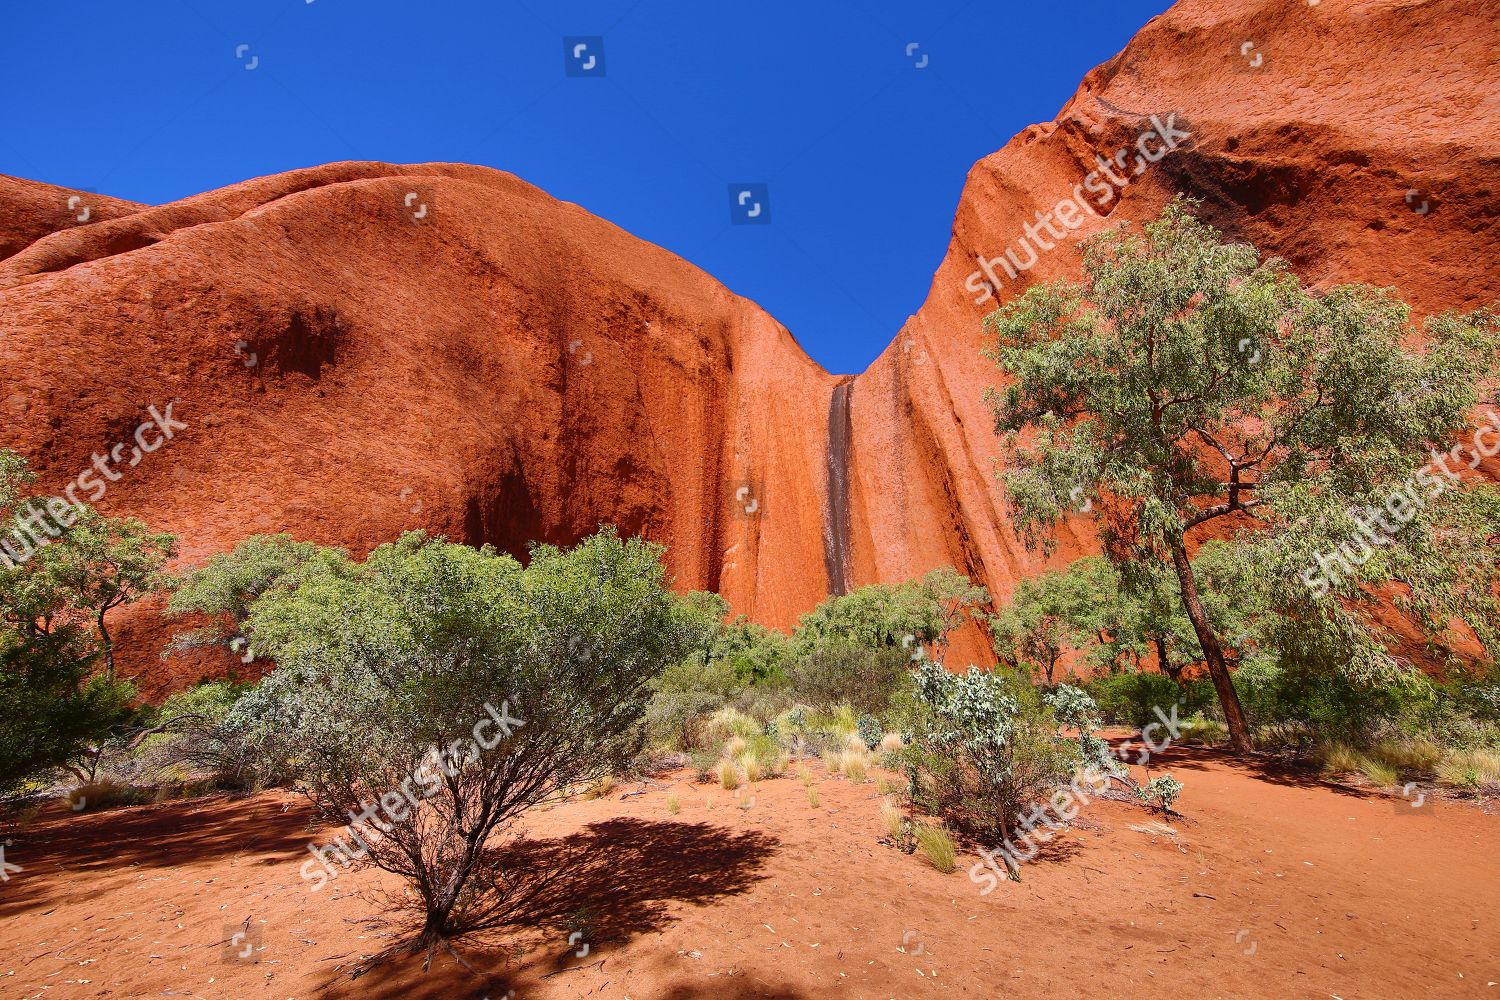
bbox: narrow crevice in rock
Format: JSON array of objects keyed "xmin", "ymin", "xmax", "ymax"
[{"xmin": 822, "ymin": 378, "xmax": 854, "ymax": 596}]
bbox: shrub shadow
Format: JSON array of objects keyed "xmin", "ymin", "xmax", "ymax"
[
  {"xmin": 486, "ymin": 817, "xmax": 778, "ymax": 955},
  {"xmin": 323, "ymin": 817, "xmax": 780, "ymax": 998},
  {"xmin": 0, "ymin": 792, "xmax": 315, "ymax": 919}
]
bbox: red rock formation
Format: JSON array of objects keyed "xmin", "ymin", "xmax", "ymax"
[
  {"xmin": 846, "ymin": 0, "xmax": 1499, "ymax": 663},
  {"xmin": 0, "ymin": 176, "xmax": 143, "ymax": 263},
  {"xmin": 1, "ymin": 0, "xmax": 1496, "ymax": 692}
]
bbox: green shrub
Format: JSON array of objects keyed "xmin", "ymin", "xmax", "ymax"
[
  {"xmin": 227, "ymin": 528, "xmax": 706, "ymax": 946},
  {"xmin": 644, "ymin": 658, "xmax": 743, "ymax": 751},
  {"xmin": 1085, "ymin": 670, "xmax": 1212, "ymax": 729},
  {"xmin": 1238, "ymin": 661, "xmax": 1426, "ymax": 752},
  {"xmin": 897, "ymin": 662, "xmax": 1076, "ymax": 842},
  {"xmin": 786, "ymin": 645, "xmax": 910, "ymax": 715},
  {"xmin": 1135, "ymin": 775, "xmax": 1184, "ymax": 813},
  {"xmin": 856, "ymin": 714, "xmax": 884, "ymax": 751}
]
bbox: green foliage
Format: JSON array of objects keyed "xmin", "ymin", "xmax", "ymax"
[
  {"xmin": 712, "ymin": 616, "xmax": 791, "ymax": 684},
  {"xmin": 856, "ymin": 713, "xmax": 884, "ymax": 751},
  {"xmin": 0, "ymin": 628, "xmax": 134, "ymax": 795},
  {"xmin": 791, "ymin": 568, "xmax": 989, "ymax": 662},
  {"xmin": 132, "ymin": 679, "xmax": 269, "ymax": 791},
  {"xmin": 1084, "ymin": 670, "xmax": 1215, "ymax": 729},
  {"xmin": 1234, "ymin": 660, "xmax": 1414, "ymax": 750},
  {"xmin": 991, "ymin": 558, "xmax": 1117, "ymax": 683},
  {"xmin": 0, "ymin": 450, "xmax": 173, "ymax": 791},
  {"xmin": 1136, "ymin": 775, "xmax": 1184, "ymax": 813},
  {"xmin": 2, "ymin": 504, "xmax": 176, "ymax": 680},
  {"xmin": 167, "ymin": 534, "xmax": 344, "ymax": 659},
  {"xmin": 897, "ymin": 661, "xmax": 1076, "ymax": 841},
  {"xmin": 985, "ymin": 199, "xmax": 1500, "ymax": 748},
  {"xmin": 785, "ymin": 645, "xmax": 910, "ymax": 715},
  {"xmin": 225, "ymin": 528, "xmax": 706, "ymax": 942},
  {"xmin": 645, "ymin": 657, "xmax": 744, "ymax": 751}
]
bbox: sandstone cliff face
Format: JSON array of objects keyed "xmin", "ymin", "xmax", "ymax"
[
  {"xmin": 1, "ymin": 164, "xmax": 842, "ymax": 692},
  {"xmin": 2, "ymin": 0, "xmax": 1496, "ymax": 691},
  {"xmin": 848, "ymin": 0, "xmax": 1499, "ymax": 661}
]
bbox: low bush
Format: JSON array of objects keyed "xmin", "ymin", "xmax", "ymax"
[
  {"xmin": 132, "ymin": 679, "xmax": 272, "ymax": 793},
  {"xmin": 786, "ymin": 646, "xmax": 910, "ymax": 716},
  {"xmin": 897, "ymin": 662, "xmax": 1076, "ymax": 843},
  {"xmin": 1135, "ymin": 775, "xmax": 1184, "ymax": 813},
  {"xmin": 1084, "ymin": 670, "xmax": 1214, "ymax": 729}
]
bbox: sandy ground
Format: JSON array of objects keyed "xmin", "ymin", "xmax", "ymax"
[{"xmin": 1, "ymin": 745, "xmax": 1496, "ymax": 999}]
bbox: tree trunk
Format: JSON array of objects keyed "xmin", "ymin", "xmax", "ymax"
[
  {"xmin": 1154, "ymin": 634, "xmax": 1183, "ymax": 683},
  {"xmin": 1168, "ymin": 541, "xmax": 1252, "ymax": 752},
  {"xmin": 98, "ymin": 610, "xmax": 114, "ymax": 682}
]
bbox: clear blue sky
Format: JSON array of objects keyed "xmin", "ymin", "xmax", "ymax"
[{"xmin": 0, "ymin": 1, "xmax": 1170, "ymax": 374}]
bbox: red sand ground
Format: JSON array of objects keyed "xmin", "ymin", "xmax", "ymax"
[{"xmin": 2, "ymin": 745, "xmax": 1496, "ymax": 999}]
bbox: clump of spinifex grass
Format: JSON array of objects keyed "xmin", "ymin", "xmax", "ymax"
[
  {"xmin": 717, "ymin": 759, "xmax": 739, "ymax": 790},
  {"xmin": 913, "ymin": 823, "xmax": 957, "ymax": 873}
]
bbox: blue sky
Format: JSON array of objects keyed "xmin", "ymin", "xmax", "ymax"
[{"xmin": 0, "ymin": 1, "xmax": 1170, "ymax": 374}]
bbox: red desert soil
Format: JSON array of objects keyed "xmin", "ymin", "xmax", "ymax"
[
  {"xmin": 3, "ymin": 0, "xmax": 1497, "ymax": 693},
  {"xmin": 1, "ymin": 746, "xmax": 1495, "ymax": 999}
]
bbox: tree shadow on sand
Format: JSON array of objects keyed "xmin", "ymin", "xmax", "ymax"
[
  {"xmin": 0, "ymin": 793, "xmax": 316, "ymax": 920},
  {"xmin": 1139, "ymin": 744, "xmax": 1383, "ymax": 798},
  {"xmin": 324, "ymin": 817, "xmax": 780, "ymax": 999}
]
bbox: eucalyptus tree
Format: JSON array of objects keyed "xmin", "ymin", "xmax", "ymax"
[{"xmin": 985, "ymin": 199, "xmax": 1499, "ymax": 751}]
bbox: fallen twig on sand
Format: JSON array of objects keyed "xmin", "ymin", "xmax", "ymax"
[{"xmin": 541, "ymin": 958, "xmax": 606, "ymax": 979}]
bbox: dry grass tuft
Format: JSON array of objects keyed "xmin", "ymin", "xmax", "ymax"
[
  {"xmin": 1317, "ymin": 741, "xmax": 1365, "ymax": 776},
  {"xmin": 665, "ymin": 791, "xmax": 680, "ymax": 814},
  {"xmin": 806, "ymin": 785, "xmax": 821, "ymax": 808},
  {"xmin": 1358, "ymin": 757, "xmax": 1399, "ymax": 788},
  {"xmin": 1437, "ymin": 749, "xmax": 1500, "ymax": 789},
  {"xmin": 717, "ymin": 759, "xmax": 740, "ymax": 790},
  {"xmin": 880, "ymin": 798, "xmax": 906, "ymax": 840},
  {"xmin": 66, "ymin": 781, "xmax": 148, "ymax": 812},
  {"xmin": 1370, "ymin": 737, "xmax": 1444, "ymax": 774},
  {"xmin": 839, "ymin": 751, "xmax": 868, "ymax": 784},
  {"xmin": 582, "ymin": 775, "xmax": 616, "ymax": 800},
  {"xmin": 913, "ymin": 823, "xmax": 957, "ymax": 873}
]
